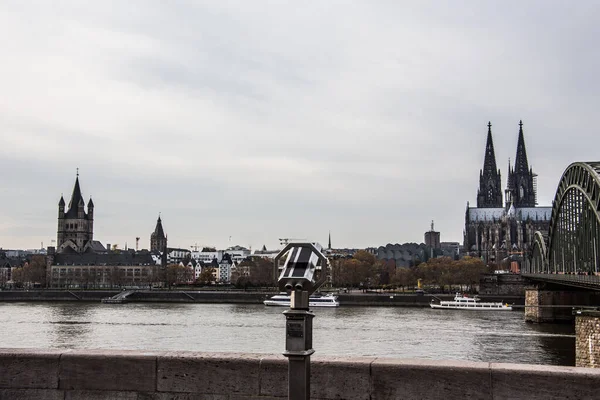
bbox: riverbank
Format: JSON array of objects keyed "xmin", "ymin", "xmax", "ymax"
[{"xmin": 0, "ymin": 289, "xmax": 524, "ymax": 306}]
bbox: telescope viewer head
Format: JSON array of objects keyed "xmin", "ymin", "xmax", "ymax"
[{"xmin": 274, "ymin": 242, "xmax": 328, "ymax": 295}]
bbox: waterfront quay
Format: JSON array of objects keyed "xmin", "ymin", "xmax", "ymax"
[{"xmin": 0, "ymin": 289, "xmax": 524, "ymax": 307}]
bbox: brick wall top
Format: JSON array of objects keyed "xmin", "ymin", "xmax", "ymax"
[{"xmin": 1, "ymin": 349, "xmax": 600, "ymax": 399}]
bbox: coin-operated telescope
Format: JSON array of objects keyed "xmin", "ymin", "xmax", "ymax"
[
  {"xmin": 274, "ymin": 242, "xmax": 328, "ymax": 306},
  {"xmin": 273, "ymin": 242, "xmax": 329, "ymax": 400}
]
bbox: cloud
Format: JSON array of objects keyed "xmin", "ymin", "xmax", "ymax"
[{"xmin": 1, "ymin": 0, "xmax": 599, "ymax": 251}]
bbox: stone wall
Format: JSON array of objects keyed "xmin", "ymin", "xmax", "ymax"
[
  {"xmin": 480, "ymin": 273, "xmax": 525, "ymax": 296},
  {"xmin": 575, "ymin": 311, "xmax": 600, "ymax": 368},
  {"xmin": 1, "ymin": 349, "xmax": 600, "ymax": 399}
]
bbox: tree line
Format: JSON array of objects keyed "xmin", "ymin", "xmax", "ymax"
[{"xmin": 332, "ymin": 251, "xmax": 489, "ymax": 292}]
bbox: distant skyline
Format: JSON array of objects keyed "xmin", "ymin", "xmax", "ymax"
[{"xmin": 2, "ymin": 1, "xmax": 600, "ymax": 251}]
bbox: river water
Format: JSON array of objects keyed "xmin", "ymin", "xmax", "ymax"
[{"xmin": 0, "ymin": 302, "xmax": 575, "ymax": 366}]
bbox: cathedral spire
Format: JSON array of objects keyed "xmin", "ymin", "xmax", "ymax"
[
  {"xmin": 508, "ymin": 120, "xmax": 536, "ymax": 207},
  {"xmin": 328, "ymin": 231, "xmax": 331, "ymax": 250},
  {"xmin": 514, "ymin": 120, "xmax": 530, "ymax": 175},
  {"xmin": 476, "ymin": 122, "xmax": 502, "ymax": 208},
  {"xmin": 482, "ymin": 121, "xmax": 499, "ymax": 176}
]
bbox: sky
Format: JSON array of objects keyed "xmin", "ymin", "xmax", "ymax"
[{"xmin": 1, "ymin": 1, "xmax": 599, "ymax": 252}]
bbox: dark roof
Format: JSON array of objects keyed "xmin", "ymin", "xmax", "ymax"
[
  {"xmin": 152, "ymin": 216, "xmax": 165, "ymax": 239},
  {"xmin": 59, "ymin": 196, "xmax": 65, "ymax": 206},
  {"xmin": 89, "ymin": 241, "xmax": 106, "ymax": 253},
  {"xmin": 0, "ymin": 256, "xmax": 29, "ymax": 268},
  {"xmin": 65, "ymin": 177, "xmax": 88, "ymax": 219},
  {"xmin": 167, "ymin": 247, "xmax": 190, "ymax": 253},
  {"xmin": 54, "ymin": 251, "xmax": 154, "ymax": 266}
]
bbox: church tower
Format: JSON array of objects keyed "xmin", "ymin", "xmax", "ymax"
[
  {"xmin": 476, "ymin": 122, "xmax": 503, "ymax": 208},
  {"xmin": 57, "ymin": 172, "xmax": 94, "ymax": 253},
  {"xmin": 150, "ymin": 215, "xmax": 167, "ymax": 253},
  {"xmin": 506, "ymin": 121, "xmax": 536, "ymax": 207}
]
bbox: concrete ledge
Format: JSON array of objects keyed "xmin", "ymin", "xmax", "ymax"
[
  {"xmin": 59, "ymin": 349, "xmax": 158, "ymax": 392},
  {"xmin": 1, "ymin": 349, "xmax": 600, "ymax": 399},
  {"xmin": 311, "ymin": 356, "xmax": 375, "ymax": 400},
  {"xmin": 157, "ymin": 352, "xmax": 263, "ymax": 395},
  {"xmin": 0, "ymin": 388, "xmax": 64, "ymax": 400},
  {"xmin": 257, "ymin": 354, "xmax": 287, "ymax": 397},
  {"xmin": 490, "ymin": 362, "xmax": 600, "ymax": 400},
  {"xmin": 0, "ymin": 348, "xmax": 62, "ymax": 389},
  {"xmin": 371, "ymin": 358, "xmax": 491, "ymax": 400}
]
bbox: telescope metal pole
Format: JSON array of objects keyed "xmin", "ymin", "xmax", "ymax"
[{"xmin": 283, "ymin": 290, "xmax": 314, "ymax": 400}]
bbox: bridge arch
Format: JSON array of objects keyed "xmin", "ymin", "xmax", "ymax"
[
  {"xmin": 530, "ymin": 231, "xmax": 548, "ymax": 273},
  {"xmin": 542, "ymin": 162, "xmax": 600, "ymax": 274}
]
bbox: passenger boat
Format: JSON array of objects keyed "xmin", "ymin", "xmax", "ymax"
[
  {"xmin": 263, "ymin": 293, "xmax": 340, "ymax": 307},
  {"xmin": 430, "ymin": 293, "xmax": 512, "ymax": 311}
]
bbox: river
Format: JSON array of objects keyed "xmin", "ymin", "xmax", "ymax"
[{"xmin": 0, "ymin": 302, "xmax": 575, "ymax": 366}]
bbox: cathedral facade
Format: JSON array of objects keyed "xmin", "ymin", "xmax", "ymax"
[
  {"xmin": 56, "ymin": 174, "xmax": 95, "ymax": 254},
  {"xmin": 464, "ymin": 121, "xmax": 551, "ymax": 266}
]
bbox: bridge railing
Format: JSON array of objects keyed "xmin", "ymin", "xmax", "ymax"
[{"xmin": 522, "ymin": 273, "xmax": 600, "ymax": 290}]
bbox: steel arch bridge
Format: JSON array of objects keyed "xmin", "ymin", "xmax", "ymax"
[{"xmin": 525, "ymin": 161, "xmax": 600, "ymax": 289}]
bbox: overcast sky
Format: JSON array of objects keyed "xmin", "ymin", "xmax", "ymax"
[{"xmin": 1, "ymin": 1, "xmax": 599, "ymax": 252}]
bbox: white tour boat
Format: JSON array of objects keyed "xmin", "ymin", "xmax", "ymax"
[
  {"xmin": 263, "ymin": 293, "xmax": 340, "ymax": 307},
  {"xmin": 430, "ymin": 293, "xmax": 512, "ymax": 311}
]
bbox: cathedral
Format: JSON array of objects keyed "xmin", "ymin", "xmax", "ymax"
[
  {"xmin": 463, "ymin": 121, "xmax": 551, "ymax": 266},
  {"xmin": 56, "ymin": 173, "xmax": 95, "ymax": 254}
]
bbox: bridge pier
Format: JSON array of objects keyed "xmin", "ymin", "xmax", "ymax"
[
  {"xmin": 524, "ymin": 289, "xmax": 555, "ymax": 323},
  {"xmin": 575, "ymin": 310, "xmax": 600, "ymax": 368},
  {"xmin": 525, "ymin": 287, "xmax": 600, "ymax": 323}
]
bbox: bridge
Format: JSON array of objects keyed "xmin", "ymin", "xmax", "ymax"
[
  {"xmin": 517, "ymin": 162, "xmax": 600, "ymax": 367},
  {"xmin": 524, "ymin": 161, "xmax": 600, "ymax": 287}
]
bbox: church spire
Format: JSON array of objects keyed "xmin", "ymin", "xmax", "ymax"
[
  {"xmin": 151, "ymin": 213, "xmax": 168, "ymax": 253},
  {"xmin": 482, "ymin": 121, "xmax": 499, "ymax": 176},
  {"xmin": 68, "ymin": 175, "xmax": 83, "ymax": 210},
  {"xmin": 508, "ymin": 120, "xmax": 536, "ymax": 207},
  {"xmin": 154, "ymin": 214, "xmax": 165, "ymax": 238},
  {"xmin": 514, "ymin": 120, "xmax": 530, "ymax": 175},
  {"xmin": 328, "ymin": 231, "xmax": 331, "ymax": 250},
  {"xmin": 476, "ymin": 122, "xmax": 503, "ymax": 208}
]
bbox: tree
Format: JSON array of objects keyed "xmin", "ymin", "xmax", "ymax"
[
  {"xmin": 331, "ymin": 251, "xmax": 378, "ymax": 289},
  {"xmin": 392, "ymin": 268, "xmax": 417, "ymax": 291},
  {"xmin": 414, "ymin": 256, "xmax": 489, "ymax": 292},
  {"xmin": 11, "ymin": 256, "xmax": 48, "ymax": 288},
  {"xmin": 166, "ymin": 264, "xmax": 193, "ymax": 287},
  {"xmin": 197, "ymin": 267, "xmax": 216, "ymax": 285},
  {"xmin": 250, "ymin": 258, "xmax": 276, "ymax": 286},
  {"xmin": 0, "ymin": 267, "xmax": 8, "ymax": 288},
  {"xmin": 11, "ymin": 267, "xmax": 23, "ymax": 287},
  {"xmin": 24, "ymin": 255, "xmax": 47, "ymax": 287}
]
